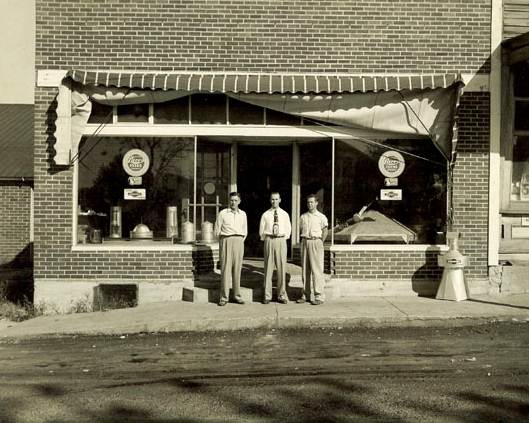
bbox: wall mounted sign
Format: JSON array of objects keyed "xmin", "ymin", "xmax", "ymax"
[
  {"xmin": 128, "ymin": 176, "xmax": 142, "ymax": 186},
  {"xmin": 122, "ymin": 149, "xmax": 150, "ymax": 177},
  {"xmin": 203, "ymin": 182, "xmax": 216, "ymax": 195},
  {"xmin": 384, "ymin": 177, "xmax": 399, "ymax": 187},
  {"xmin": 378, "ymin": 150, "xmax": 405, "ymax": 178},
  {"xmin": 124, "ymin": 188, "xmax": 146, "ymax": 200},
  {"xmin": 380, "ymin": 189, "xmax": 402, "ymax": 201}
]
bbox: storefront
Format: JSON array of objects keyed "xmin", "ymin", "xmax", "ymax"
[
  {"xmin": 28, "ymin": 70, "xmax": 466, "ymax": 309},
  {"xmin": 33, "ymin": 0, "xmax": 494, "ymax": 312}
]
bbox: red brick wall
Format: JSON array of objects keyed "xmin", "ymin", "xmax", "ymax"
[
  {"xmin": 36, "ymin": 0, "xmax": 490, "ymax": 73},
  {"xmin": 328, "ymin": 93, "xmax": 491, "ymax": 282},
  {"xmin": 452, "ymin": 92, "xmax": 490, "ymax": 279},
  {"xmin": 0, "ymin": 182, "xmax": 32, "ymax": 267},
  {"xmin": 331, "ymin": 250, "xmax": 442, "ymax": 280}
]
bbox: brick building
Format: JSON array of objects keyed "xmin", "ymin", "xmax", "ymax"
[
  {"xmin": 34, "ymin": 0, "xmax": 500, "ymax": 312},
  {"xmin": 0, "ymin": 104, "xmax": 33, "ymax": 269},
  {"xmin": 0, "ymin": 103, "xmax": 33, "ymax": 303}
]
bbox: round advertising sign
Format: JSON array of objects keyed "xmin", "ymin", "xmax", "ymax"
[
  {"xmin": 378, "ymin": 150, "xmax": 405, "ymax": 178},
  {"xmin": 122, "ymin": 149, "xmax": 150, "ymax": 177}
]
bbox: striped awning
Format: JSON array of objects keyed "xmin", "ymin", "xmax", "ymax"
[{"xmin": 66, "ymin": 70, "xmax": 462, "ymax": 94}]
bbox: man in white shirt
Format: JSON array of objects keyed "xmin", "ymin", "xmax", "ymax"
[
  {"xmin": 298, "ymin": 194, "xmax": 328, "ymax": 305},
  {"xmin": 259, "ymin": 192, "xmax": 291, "ymax": 304},
  {"xmin": 214, "ymin": 192, "xmax": 247, "ymax": 306}
]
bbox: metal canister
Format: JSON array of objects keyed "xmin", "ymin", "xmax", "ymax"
[
  {"xmin": 201, "ymin": 221, "xmax": 213, "ymax": 243},
  {"xmin": 181, "ymin": 221, "xmax": 195, "ymax": 243},
  {"xmin": 90, "ymin": 229, "xmax": 102, "ymax": 243},
  {"xmin": 109, "ymin": 206, "xmax": 122, "ymax": 238},
  {"xmin": 166, "ymin": 206, "xmax": 178, "ymax": 238}
]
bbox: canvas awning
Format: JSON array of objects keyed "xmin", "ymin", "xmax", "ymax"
[
  {"xmin": 54, "ymin": 71, "xmax": 463, "ymax": 165},
  {"xmin": 66, "ymin": 70, "xmax": 461, "ymax": 94}
]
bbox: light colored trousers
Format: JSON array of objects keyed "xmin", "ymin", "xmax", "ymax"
[
  {"xmin": 219, "ymin": 236, "xmax": 244, "ymax": 302},
  {"xmin": 263, "ymin": 237, "xmax": 289, "ymax": 301},
  {"xmin": 301, "ymin": 238, "xmax": 325, "ymax": 302}
]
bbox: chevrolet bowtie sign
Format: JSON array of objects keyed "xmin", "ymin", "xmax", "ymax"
[
  {"xmin": 124, "ymin": 188, "xmax": 146, "ymax": 200},
  {"xmin": 380, "ymin": 189, "xmax": 402, "ymax": 201}
]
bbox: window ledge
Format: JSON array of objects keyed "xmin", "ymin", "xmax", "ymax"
[
  {"xmin": 72, "ymin": 241, "xmax": 219, "ymax": 252},
  {"xmin": 328, "ymin": 244, "xmax": 448, "ymax": 252}
]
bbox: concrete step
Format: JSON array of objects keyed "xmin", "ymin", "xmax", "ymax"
[
  {"xmin": 182, "ymin": 286, "xmax": 254, "ymax": 304},
  {"xmin": 497, "ymin": 263, "xmax": 529, "ymax": 294},
  {"xmin": 185, "ymin": 272, "xmax": 336, "ymax": 303}
]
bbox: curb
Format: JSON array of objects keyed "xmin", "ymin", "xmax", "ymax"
[{"xmin": 1, "ymin": 313, "xmax": 528, "ymax": 341}]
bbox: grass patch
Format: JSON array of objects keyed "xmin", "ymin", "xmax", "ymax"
[
  {"xmin": 0, "ymin": 298, "xmax": 41, "ymax": 322},
  {"xmin": 0, "ymin": 268, "xmax": 39, "ymax": 322}
]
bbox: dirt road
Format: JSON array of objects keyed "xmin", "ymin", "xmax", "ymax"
[{"xmin": 0, "ymin": 322, "xmax": 528, "ymax": 422}]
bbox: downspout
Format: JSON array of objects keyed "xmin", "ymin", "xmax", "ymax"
[{"xmin": 488, "ymin": 0, "xmax": 503, "ymax": 266}]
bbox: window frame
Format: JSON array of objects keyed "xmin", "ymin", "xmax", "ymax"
[
  {"xmin": 74, "ymin": 97, "xmax": 446, "ymax": 251},
  {"xmin": 501, "ymin": 60, "xmax": 529, "ymax": 213}
]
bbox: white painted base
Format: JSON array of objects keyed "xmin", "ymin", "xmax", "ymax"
[
  {"xmin": 34, "ymin": 279, "xmax": 193, "ymax": 314},
  {"xmin": 435, "ymin": 270, "xmax": 468, "ymax": 301}
]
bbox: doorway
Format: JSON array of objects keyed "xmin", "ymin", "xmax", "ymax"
[{"xmin": 237, "ymin": 144, "xmax": 292, "ymax": 258}]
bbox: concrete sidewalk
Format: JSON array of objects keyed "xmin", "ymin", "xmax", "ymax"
[{"xmin": 1, "ymin": 293, "xmax": 529, "ymax": 339}]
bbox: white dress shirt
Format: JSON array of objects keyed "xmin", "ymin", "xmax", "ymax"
[
  {"xmin": 259, "ymin": 207, "xmax": 291, "ymax": 240},
  {"xmin": 215, "ymin": 208, "xmax": 248, "ymax": 237},
  {"xmin": 300, "ymin": 210, "xmax": 328, "ymax": 239}
]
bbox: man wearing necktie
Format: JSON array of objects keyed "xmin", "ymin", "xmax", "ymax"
[
  {"xmin": 214, "ymin": 192, "xmax": 247, "ymax": 306},
  {"xmin": 259, "ymin": 192, "xmax": 291, "ymax": 304},
  {"xmin": 298, "ymin": 194, "xmax": 328, "ymax": 305}
]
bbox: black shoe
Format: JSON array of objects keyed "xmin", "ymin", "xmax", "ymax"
[
  {"xmin": 277, "ymin": 298, "xmax": 288, "ymax": 304},
  {"xmin": 218, "ymin": 300, "xmax": 227, "ymax": 306},
  {"xmin": 262, "ymin": 299, "xmax": 270, "ymax": 304}
]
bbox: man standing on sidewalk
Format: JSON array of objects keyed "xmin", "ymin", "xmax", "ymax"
[
  {"xmin": 298, "ymin": 194, "xmax": 328, "ymax": 305},
  {"xmin": 259, "ymin": 192, "xmax": 291, "ymax": 304},
  {"xmin": 215, "ymin": 192, "xmax": 247, "ymax": 306}
]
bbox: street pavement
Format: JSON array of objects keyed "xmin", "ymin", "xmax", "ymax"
[{"xmin": 1, "ymin": 293, "xmax": 529, "ymax": 338}]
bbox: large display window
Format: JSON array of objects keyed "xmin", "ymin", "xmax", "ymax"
[
  {"xmin": 77, "ymin": 95, "xmax": 449, "ymax": 247},
  {"xmin": 77, "ymin": 136, "xmax": 230, "ymax": 244},
  {"xmin": 332, "ymin": 139, "xmax": 447, "ymax": 244}
]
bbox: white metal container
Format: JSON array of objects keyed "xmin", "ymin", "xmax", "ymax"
[
  {"xmin": 181, "ymin": 221, "xmax": 195, "ymax": 243},
  {"xmin": 166, "ymin": 206, "xmax": 178, "ymax": 238},
  {"xmin": 201, "ymin": 221, "xmax": 213, "ymax": 243}
]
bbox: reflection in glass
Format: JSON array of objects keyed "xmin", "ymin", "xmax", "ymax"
[
  {"xmin": 333, "ymin": 138, "xmax": 447, "ymax": 244},
  {"xmin": 513, "ymin": 61, "xmax": 529, "ymax": 97},
  {"xmin": 191, "ymin": 94, "xmax": 226, "ymax": 124},
  {"xmin": 266, "ymin": 108, "xmax": 302, "ymax": 125},
  {"xmin": 229, "ymin": 98, "xmax": 264, "ymax": 124},
  {"xmin": 117, "ymin": 104, "xmax": 149, "ymax": 122},
  {"xmin": 196, "ymin": 139, "xmax": 231, "ymax": 234},
  {"xmin": 511, "ymin": 136, "xmax": 529, "ymax": 202},
  {"xmin": 77, "ymin": 137, "xmax": 195, "ymax": 241},
  {"xmin": 88, "ymin": 102, "xmax": 113, "ymax": 124},
  {"xmin": 300, "ymin": 141, "xmax": 332, "ymax": 228},
  {"xmin": 515, "ymin": 101, "xmax": 529, "ymax": 131},
  {"xmin": 154, "ymin": 96, "xmax": 189, "ymax": 124}
]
